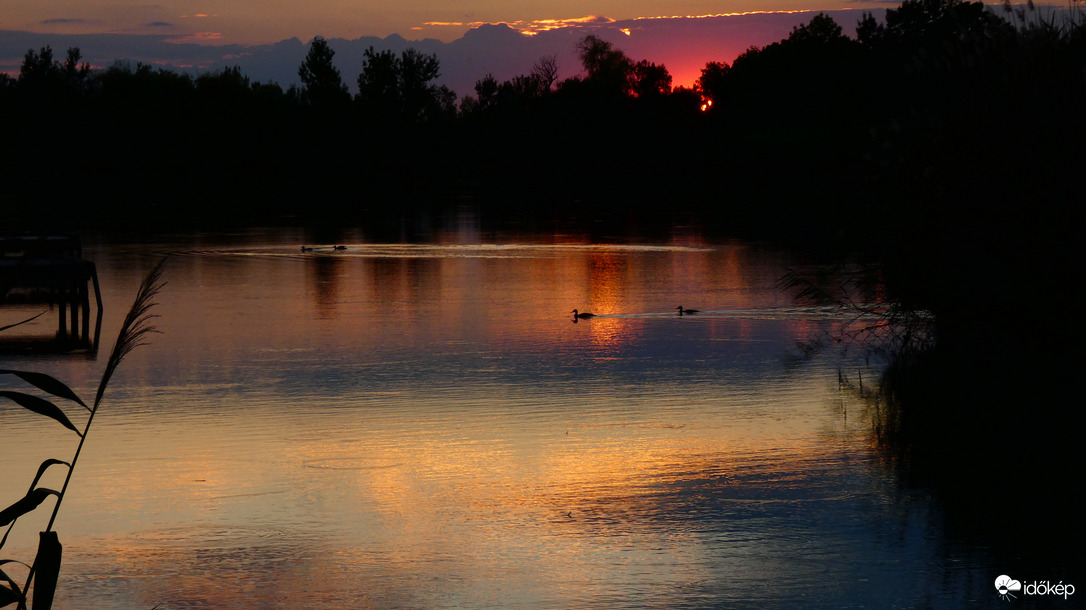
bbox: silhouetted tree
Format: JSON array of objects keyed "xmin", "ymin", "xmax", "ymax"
[
  {"xmin": 787, "ymin": 12, "xmax": 846, "ymax": 45},
  {"xmin": 399, "ymin": 48, "xmax": 454, "ymax": 122},
  {"xmin": 196, "ymin": 66, "xmax": 251, "ymax": 107},
  {"xmin": 565, "ymin": 35, "xmax": 680, "ymax": 109},
  {"xmin": 710, "ymin": 13, "xmax": 861, "ymax": 117},
  {"xmin": 356, "ymin": 46, "xmax": 455, "ymax": 124},
  {"xmin": 576, "ymin": 34, "xmax": 634, "ymax": 97},
  {"xmin": 63, "ymin": 47, "xmax": 90, "ymax": 82},
  {"xmin": 18, "ymin": 46, "xmax": 57, "ymax": 83},
  {"xmin": 630, "ymin": 59, "xmax": 672, "ymax": 98},
  {"xmin": 468, "ymin": 74, "xmax": 500, "ymax": 112},
  {"xmin": 695, "ymin": 61, "xmax": 730, "ymax": 107},
  {"xmin": 460, "ymin": 57, "xmax": 558, "ymax": 118},
  {"xmin": 883, "ymin": 0, "xmax": 1012, "ymax": 43},
  {"xmin": 17, "ymin": 46, "xmax": 89, "ymax": 94},
  {"xmin": 96, "ymin": 62, "xmax": 196, "ymax": 112},
  {"xmin": 856, "ymin": 12, "xmax": 884, "ymax": 48},
  {"xmin": 356, "ymin": 47, "xmax": 400, "ymax": 115},
  {"xmin": 298, "ymin": 37, "xmax": 349, "ymax": 108},
  {"xmin": 531, "ymin": 55, "xmax": 559, "ymax": 91}
]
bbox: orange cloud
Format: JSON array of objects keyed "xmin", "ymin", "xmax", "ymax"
[
  {"xmin": 421, "ymin": 14, "xmax": 618, "ymax": 36},
  {"xmin": 166, "ymin": 32, "xmax": 224, "ymax": 43},
  {"xmin": 418, "ymin": 11, "xmax": 824, "ymax": 39},
  {"xmin": 518, "ymin": 15, "xmax": 616, "ymax": 34},
  {"xmin": 633, "ymin": 9, "xmax": 815, "ymax": 20}
]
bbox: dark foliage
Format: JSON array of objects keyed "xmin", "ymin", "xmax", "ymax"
[
  {"xmin": 298, "ymin": 37, "xmax": 350, "ymax": 110},
  {"xmin": 356, "ymin": 47, "xmax": 456, "ymax": 126}
]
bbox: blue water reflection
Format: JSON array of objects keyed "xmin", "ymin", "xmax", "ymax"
[{"xmin": 0, "ymin": 232, "xmax": 999, "ymax": 608}]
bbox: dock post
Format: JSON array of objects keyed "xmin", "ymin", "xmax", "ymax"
[
  {"xmin": 80, "ymin": 276, "xmax": 91, "ymax": 341},
  {"xmin": 69, "ymin": 283, "xmax": 78, "ymax": 339},
  {"xmin": 58, "ymin": 297, "xmax": 68, "ymax": 338}
]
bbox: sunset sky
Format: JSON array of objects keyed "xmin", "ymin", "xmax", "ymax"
[
  {"xmin": 1, "ymin": 0, "xmax": 1021, "ymax": 93},
  {"xmin": 7, "ymin": 0, "xmax": 886, "ymax": 44}
]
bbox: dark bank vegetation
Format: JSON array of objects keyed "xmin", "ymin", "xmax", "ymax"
[
  {"xmin": 2, "ymin": 0, "xmax": 1083, "ymax": 542},
  {"xmin": 2, "ymin": 3, "xmax": 1081, "ymax": 234},
  {"xmin": 0, "ymin": 1, "xmax": 1080, "ymax": 240}
]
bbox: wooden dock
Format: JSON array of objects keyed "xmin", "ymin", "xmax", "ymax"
[{"xmin": 0, "ymin": 235, "xmax": 102, "ymax": 351}]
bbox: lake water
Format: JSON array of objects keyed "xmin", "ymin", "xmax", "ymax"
[{"xmin": 2, "ymin": 227, "xmax": 999, "ymax": 607}]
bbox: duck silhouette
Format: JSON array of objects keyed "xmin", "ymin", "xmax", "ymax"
[
  {"xmin": 676, "ymin": 305, "xmax": 700, "ymax": 315},
  {"xmin": 333, "ymin": 245, "xmax": 347, "ymax": 250},
  {"xmin": 300, "ymin": 246, "xmax": 313, "ymax": 252},
  {"xmin": 572, "ymin": 309, "xmax": 595, "ymax": 318}
]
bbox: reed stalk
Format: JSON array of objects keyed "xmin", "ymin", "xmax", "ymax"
[
  {"xmin": 43, "ymin": 258, "xmax": 166, "ymax": 533},
  {"xmin": 0, "ymin": 257, "xmax": 166, "ymax": 609}
]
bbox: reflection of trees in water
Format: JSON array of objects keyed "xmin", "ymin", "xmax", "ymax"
[
  {"xmin": 785, "ymin": 260, "xmax": 1081, "ymax": 569},
  {"xmin": 868, "ymin": 338, "xmax": 1081, "ymax": 554},
  {"xmin": 855, "ymin": 320, "xmax": 1077, "ymax": 572},
  {"xmin": 308, "ymin": 255, "xmax": 340, "ymax": 318}
]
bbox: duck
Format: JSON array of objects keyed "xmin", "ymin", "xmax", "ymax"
[
  {"xmin": 572, "ymin": 309, "xmax": 595, "ymax": 318},
  {"xmin": 333, "ymin": 245, "xmax": 347, "ymax": 250},
  {"xmin": 676, "ymin": 305, "xmax": 700, "ymax": 315},
  {"xmin": 300, "ymin": 246, "xmax": 314, "ymax": 252}
]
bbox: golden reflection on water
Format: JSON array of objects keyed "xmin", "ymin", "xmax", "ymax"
[
  {"xmin": 140, "ymin": 238, "xmax": 803, "ymax": 367},
  {"xmin": 0, "ymin": 234, "xmax": 933, "ymax": 608}
]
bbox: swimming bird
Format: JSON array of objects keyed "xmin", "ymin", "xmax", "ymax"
[
  {"xmin": 333, "ymin": 245, "xmax": 347, "ymax": 250},
  {"xmin": 301, "ymin": 246, "xmax": 313, "ymax": 252},
  {"xmin": 676, "ymin": 305, "xmax": 700, "ymax": 315},
  {"xmin": 572, "ymin": 309, "xmax": 595, "ymax": 318}
]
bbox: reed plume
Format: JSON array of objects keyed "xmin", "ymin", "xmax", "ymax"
[{"xmin": 0, "ymin": 257, "xmax": 167, "ymax": 609}]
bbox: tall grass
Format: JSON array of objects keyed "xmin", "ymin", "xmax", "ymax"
[{"xmin": 0, "ymin": 258, "xmax": 167, "ymax": 609}]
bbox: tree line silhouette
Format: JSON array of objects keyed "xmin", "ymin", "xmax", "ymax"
[{"xmin": 2, "ymin": 0, "xmax": 1083, "ymax": 272}]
